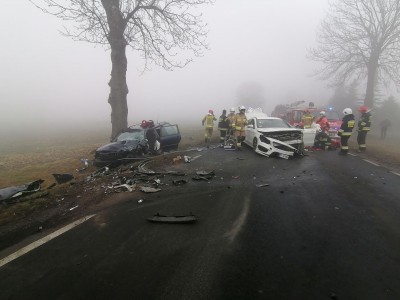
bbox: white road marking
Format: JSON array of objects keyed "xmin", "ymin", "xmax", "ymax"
[
  {"xmin": 348, "ymin": 153, "xmax": 357, "ymax": 157},
  {"xmin": 363, "ymin": 159, "xmax": 380, "ymax": 167},
  {"xmin": 0, "ymin": 214, "xmax": 95, "ymax": 268},
  {"xmin": 190, "ymin": 155, "xmax": 202, "ymax": 162},
  {"xmin": 390, "ymin": 171, "xmax": 400, "ymax": 177},
  {"xmin": 224, "ymin": 196, "xmax": 250, "ymax": 243}
]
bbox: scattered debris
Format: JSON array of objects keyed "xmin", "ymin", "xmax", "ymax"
[
  {"xmin": 46, "ymin": 183, "xmax": 57, "ymax": 190},
  {"xmin": 232, "ymin": 176, "xmax": 240, "ymax": 179},
  {"xmin": 256, "ymin": 183, "xmax": 270, "ymax": 187},
  {"xmin": 76, "ymin": 158, "xmax": 90, "ymax": 172},
  {"xmin": 173, "ymin": 156, "xmax": 183, "ymax": 164},
  {"xmin": 196, "ymin": 170, "xmax": 215, "ymax": 176},
  {"xmin": 192, "ymin": 175, "xmax": 213, "ymax": 181},
  {"xmin": 138, "ymin": 199, "xmax": 143, "ymax": 203},
  {"xmin": 140, "ymin": 186, "xmax": 162, "ymax": 193},
  {"xmin": 237, "ymin": 157, "xmax": 245, "ymax": 160},
  {"xmin": 167, "ymin": 171, "xmax": 186, "ymax": 176},
  {"xmin": 172, "ymin": 179, "xmax": 188, "ymax": 186},
  {"xmin": 190, "ymin": 155, "xmax": 202, "ymax": 162},
  {"xmin": 69, "ymin": 205, "xmax": 79, "ymax": 211},
  {"xmin": 52, "ymin": 173, "xmax": 74, "ymax": 184},
  {"xmin": 114, "ymin": 184, "xmax": 136, "ymax": 192},
  {"xmin": 147, "ymin": 212, "xmax": 197, "ymax": 223},
  {"xmin": 0, "ymin": 179, "xmax": 44, "ymax": 203},
  {"xmin": 184, "ymin": 156, "xmax": 191, "ymax": 163}
]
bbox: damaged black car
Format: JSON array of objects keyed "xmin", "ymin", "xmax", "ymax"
[{"xmin": 94, "ymin": 122, "xmax": 181, "ymax": 167}]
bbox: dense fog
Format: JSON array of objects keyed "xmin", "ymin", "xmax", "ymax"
[{"xmin": 1, "ymin": 0, "xmax": 399, "ymax": 140}]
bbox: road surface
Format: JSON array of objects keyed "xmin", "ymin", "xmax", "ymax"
[{"xmin": 1, "ymin": 145, "xmax": 400, "ymax": 299}]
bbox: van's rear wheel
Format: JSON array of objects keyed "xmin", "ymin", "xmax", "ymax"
[{"xmin": 253, "ymin": 138, "xmax": 258, "ymax": 150}]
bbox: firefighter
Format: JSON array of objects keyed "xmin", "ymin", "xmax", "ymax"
[
  {"xmin": 316, "ymin": 111, "xmax": 330, "ymax": 132},
  {"xmin": 313, "ymin": 124, "xmax": 331, "ymax": 150},
  {"xmin": 356, "ymin": 105, "xmax": 372, "ymax": 152},
  {"xmin": 202, "ymin": 109, "xmax": 217, "ymax": 143},
  {"xmin": 301, "ymin": 109, "xmax": 314, "ymax": 129},
  {"xmin": 218, "ymin": 109, "xmax": 229, "ymax": 142},
  {"xmin": 337, "ymin": 108, "xmax": 355, "ymax": 155},
  {"xmin": 227, "ymin": 108, "xmax": 236, "ymax": 137},
  {"xmin": 231, "ymin": 106, "xmax": 248, "ymax": 150}
]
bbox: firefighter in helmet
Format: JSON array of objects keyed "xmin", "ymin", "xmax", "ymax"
[
  {"xmin": 356, "ymin": 105, "xmax": 372, "ymax": 152},
  {"xmin": 202, "ymin": 109, "xmax": 217, "ymax": 143},
  {"xmin": 338, "ymin": 108, "xmax": 355, "ymax": 155},
  {"xmin": 316, "ymin": 111, "xmax": 330, "ymax": 133},
  {"xmin": 301, "ymin": 109, "xmax": 314, "ymax": 129},
  {"xmin": 227, "ymin": 107, "xmax": 236, "ymax": 137},
  {"xmin": 231, "ymin": 106, "xmax": 248, "ymax": 150},
  {"xmin": 218, "ymin": 109, "xmax": 229, "ymax": 142}
]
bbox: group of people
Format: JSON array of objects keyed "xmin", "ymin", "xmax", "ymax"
[
  {"xmin": 301, "ymin": 106, "xmax": 374, "ymax": 155},
  {"xmin": 337, "ymin": 106, "xmax": 372, "ymax": 155},
  {"xmin": 202, "ymin": 106, "xmax": 248, "ymax": 149}
]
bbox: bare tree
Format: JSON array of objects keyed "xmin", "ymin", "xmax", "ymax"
[
  {"xmin": 31, "ymin": 0, "xmax": 212, "ymax": 137},
  {"xmin": 309, "ymin": 0, "xmax": 400, "ymax": 108}
]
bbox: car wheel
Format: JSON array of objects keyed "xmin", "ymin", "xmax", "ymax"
[{"xmin": 253, "ymin": 138, "xmax": 258, "ymax": 150}]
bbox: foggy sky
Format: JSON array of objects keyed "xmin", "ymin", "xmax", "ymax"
[{"xmin": 0, "ymin": 0, "xmax": 331, "ymax": 135}]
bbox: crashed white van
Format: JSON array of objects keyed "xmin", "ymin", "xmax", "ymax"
[{"xmin": 244, "ymin": 109, "xmax": 314, "ymax": 159}]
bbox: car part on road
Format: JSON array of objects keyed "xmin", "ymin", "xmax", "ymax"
[
  {"xmin": 172, "ymin": 180, "xmax": 188, "ymax": 186},
  {"xmin": 76, "ymin": 158, "xmax": 90, "ymax": 172},
  {"xmin": 147, "ymin": 213, "xmax": 197, "ymax": 224},
  {"xmin": 140, "ymin": 186, "xmax": 162, "ymax": 193},
  {"xmin": 0, "ymin": 179, "xmax": 44, "ymax": 203},
  {"xmin": 196, "ymin": 170, "xmax": 215, "ymax": 176},
  {"xmin": 52, "ymin": 173, "xmax": 74, "ymax": 184},
  {"xmin": 113, "ymin": 184, "xmax": 136, "ymax": 192},
  {"xmin": 256, "ymin": 183, "xmax": 270, "ymax": 187}
]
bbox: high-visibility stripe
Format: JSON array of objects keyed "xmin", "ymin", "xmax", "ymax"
[
  {"xmin": 362, "ymin": 128, "xmax": 370, "ymax": 131},
  {"xmin": 341, "ymin": 146, "xmax": 349, "ymax": 150},
  {"xmin": 341, "ymin": 132, "xmax": 352, "ymax": 136}
]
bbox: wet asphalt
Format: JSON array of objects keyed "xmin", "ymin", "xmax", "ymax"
[{"xmin": 1, "ymin": 145, "xmax": 400, "ymax": 299}]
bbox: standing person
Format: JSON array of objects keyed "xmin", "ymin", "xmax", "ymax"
[
  {"xmin": 301, "ymin": 109, "xmax": 314, "ymax": 129},
  {"xmin": 337, "ymin": 108, "xmax": 355, "ymax": 155},
  {"xmin": 356, "ymin": 106, "xmax": 372, "ymax": 152},
  {"xmin": 227, "ymin": 107, "xmax": 236, "ymax": 137},
  {"xmin": 202, "ymin": 109, "xmax": 217, "ymax": 143},
  {"xmin": 380, "ymin": 118, "xmax": 392, "ymax": 139},
  {"xmin": 218, "ymin": 109, "xmax": 229, "ymax": 142},
  {"xmin": 231, "ymin": 106, "xmax": 248, "ymax": 150},
  {"xmin": 145, "ymin": 120, "xmax": 159, "ymax": 155},
  {"xmin": 316, "ymin": 111, "xmax": 330, "ymax": 132}
]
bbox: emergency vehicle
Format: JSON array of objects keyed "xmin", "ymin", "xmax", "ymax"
[{"xmin": 272, "ymin": 101, "xmax": 342, "ymax": 148}]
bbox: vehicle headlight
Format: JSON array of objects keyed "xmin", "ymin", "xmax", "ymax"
[{"xmin": 260, "ymin": 135, "xmax": 270, "ymax": 144}]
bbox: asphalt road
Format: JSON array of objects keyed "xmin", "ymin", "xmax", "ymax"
[{"xmin": 1, "ymin": 145, "xmax": 400, "ymax": 299}]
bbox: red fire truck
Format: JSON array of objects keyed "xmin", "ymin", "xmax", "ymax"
[{"xmin": 273, "ymin": 101, "xmax": 342, "ymax": 148}]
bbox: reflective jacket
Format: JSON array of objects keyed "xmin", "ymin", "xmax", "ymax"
[
  {"xmin": 218, "ymin": 114, "xmax": 229, "ymax": 131},
  {"xmin": 358, "ymin": 112, "xmax": 371, "ymax": 131},
  {"xmin": 202, "ymin": 114, "xmax": 217, "ymax": 128},
  {"xmin": 227, "ymin": 113, "xmax": 236, "ymax": 127},
  {"xmin": 231, "ymin": 113, "xmax": 248, "ymax": 131},
  {"xmin": 302, "ymin": 113, "xmax": 314, "ymax": 128},
  {"xmin": 338, "ymin": 114, "xmax": 355, "ymax": 136}
]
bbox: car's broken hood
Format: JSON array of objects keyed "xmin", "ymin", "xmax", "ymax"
[
  {"xmin": 257, "ymin": 128, "xmax": 301, "ymax": 134},
  {"xmin": 96, "ymin": 140, "xmax": 142, "ymax": 152}
]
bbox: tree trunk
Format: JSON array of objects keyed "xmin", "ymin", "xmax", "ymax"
[
  {"xmin": 108, "ymin": 43, "xmax": 128, "ymax": 139},
  {"xmin": 101, "ymin": 0, "xmax": 129, "ymax": 139},
  {"xmin": 365, "ymin": 57, "xmax": 378, "ymax": 108}
]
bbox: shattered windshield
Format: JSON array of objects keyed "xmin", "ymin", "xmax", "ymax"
[
  {"xmin": 115, "ymin": 130, "xmax": 145, "ymax": 142},
  {"xmin": 257, "ymin": 119, "xmax": 291, "ymax": 128}
]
